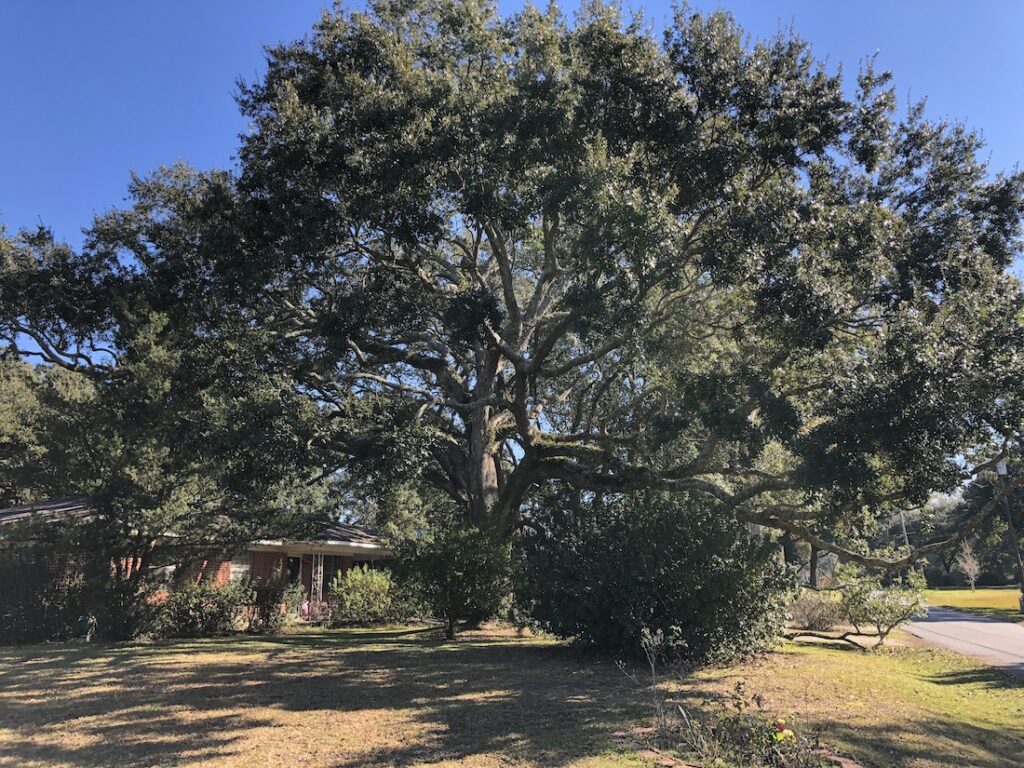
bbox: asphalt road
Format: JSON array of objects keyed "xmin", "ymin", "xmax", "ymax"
[{"xmin": 906, "ymin": 605, "xmax": 1024, "ymax": 678}]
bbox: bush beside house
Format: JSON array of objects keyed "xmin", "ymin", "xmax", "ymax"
[
  {"xmin": 0, "ymin": 555, "xmax": 87, "ymax": 644},
  {"xmin": 329, "ymin": 565, "xmax": 423, "ymax": 625},
  {"xmin": 154, "ymin": 580, "xmax": 251, "ymax": 638}
]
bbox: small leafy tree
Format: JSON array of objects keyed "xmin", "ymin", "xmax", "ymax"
[
  {"xmin": 244, "ymin": 575, "xmax": 294, "ymax": 635},
  {"xmin": 955, "ymin": 541, "xmax": 982, "ymax": 590},
  {"xmin": 399, "ymin": 524, "xmax": 509, "ymax": 639},
  {"xmin": 786, "ymin": 563, "xmax": 926, "ymax": 648},
  {"xmin": 840, "ymin": 567, "xmax": 927, "ymax": 646}
]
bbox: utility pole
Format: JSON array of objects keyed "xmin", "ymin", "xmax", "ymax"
[{"xmin": 995, "ymin": 460, "xmax": 1024, "ymax": 614}]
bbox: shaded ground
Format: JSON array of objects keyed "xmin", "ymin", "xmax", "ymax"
[
  {"xmin": 0, "ymin": 626, "xmax": 648, "ymax": 768},
  {"xmin": 924, "ymin": 587, "xmax": 1024, "ymax": 625},
  {"xmin": 674, "ymin": 638, "xmax": 1024, "ymax": 768},
  {"xmin": 907, "ymin": 606, "xmax": 1024, "ymax": 677},
  {"xmin": 1, "ymin": 627, "xmax": 1023, "ymax": 767}
]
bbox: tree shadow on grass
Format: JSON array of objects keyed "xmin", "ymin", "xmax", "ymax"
[
  {"xmin": 923, "ymin": 664, "xmax": 1024, "ymax": 689},
  {"xmin": 818, "ymin": 720, "xmax": 1024, "ymax": 768},
  {"xmin": 4, "ymin": 633, "xmax": 1023, "ymax": 768},
  {"xmin": 0, "ymin": 629, "xmax": 646, "ymax": 767}
]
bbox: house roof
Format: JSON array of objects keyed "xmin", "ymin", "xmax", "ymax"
[
  {"xmin": 0, "ymin": 496, "xmax": 94, "ymax": 526},
  {"xmin": 250, "ymin": 520, "xmax": 388, "ymax": 555},
  {"xmin": 312, "ymin": 521, "xmax": 384, "ymax": 546}
]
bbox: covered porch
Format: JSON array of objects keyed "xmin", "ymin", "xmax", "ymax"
[{"xmin": 246, "ymin": 523, "xmax": 391, "ymax": 602}]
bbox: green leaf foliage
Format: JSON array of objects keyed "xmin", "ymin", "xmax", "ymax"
[
  {"xmin": 3, "ymin": 0, "xmax": 1024, "ymax": 580},
  {"xmin": 517, "ymin": 490, "xmax": 795, "ymax": 662},
  {"xmin": 330, "ymin": 565, "xmax": 421, "ymax": 625},
  {"xmin": 398, "ymin": 522, "xmax": 510, "ymax": 638}
]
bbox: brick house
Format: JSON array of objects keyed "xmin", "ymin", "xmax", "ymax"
[{"xmin": 0, "ymin": 497, "xmax": 391, "ymax": 602}]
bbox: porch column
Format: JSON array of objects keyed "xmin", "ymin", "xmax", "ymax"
[{"xmin": 311, "ymin": 553, "xmax": 324, "ymax": 604}]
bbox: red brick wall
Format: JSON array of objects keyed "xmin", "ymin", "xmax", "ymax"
[
  {"xmin": 209, "ymin": 559, "xmax": 231, "ymax": 586},
  {"xmin": 187, "ymin": 559, "xmax": 232, "ymax": 586},
  {"xmin": 249, "ymin": 551, "xmax": 287, "ymax": 582}
]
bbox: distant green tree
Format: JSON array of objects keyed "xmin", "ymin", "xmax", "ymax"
[
  {"xmin": 951, "ymin": 471, "xmax": 1024, "ymax": 589},
  {"xmin": 0, "ymin": 356, "xmax": 46, "ymax": 508}
]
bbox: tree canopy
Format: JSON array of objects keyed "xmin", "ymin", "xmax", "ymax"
[{"xmin": 3, "ymin": 0, "xmax": 1024, "ymax": 568}]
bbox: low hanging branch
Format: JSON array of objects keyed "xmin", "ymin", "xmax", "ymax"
[{"xmin": 757, "ymin": 470, "xmax": 1024, "ymax": 572}]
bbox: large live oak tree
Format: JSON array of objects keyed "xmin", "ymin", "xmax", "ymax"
[{"xmin": 4, "ymin": 0, "xmax": 1024, "ymax": 568}]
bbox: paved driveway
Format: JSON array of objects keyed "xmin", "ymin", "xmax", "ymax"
[{"xmin": 907, "ymin": 606, "xmax": 1024, "ymax": 677}]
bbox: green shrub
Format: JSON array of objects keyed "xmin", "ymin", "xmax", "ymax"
[
  {"xmin": 517, "ymin": 491, "xmax": 795, "ymax": 663},
  {"xmin": 93, "ymin": 575, "xmax": 159, "ymax": 641},
  {"xmin": 0, "ymin": 556, "xmax": 87, "ymax": 643},
  {"xmin": 835, "ymin": 564, "xmax": 927, "ymax": 645},
  {"xmin": 39, "ymin": 570, "xmax": 86, "ymax": 636},
  {"xmin": 329, "ymin": 565, "xmax": 422, "ymax": 625},
  {"xmin": 155, "ymin": 580, "xmax": 251, "ymax": 638},
  {"xmin": 331, "ymin": 565, "xmax": 391, "ymax": 624},
  {"xmin": 399, "ymin": 524, "xmax": 509, "ymax": 638},
  {"xmin": 245, "ymin": 576, "xmax": 292, "ymax": 634}
]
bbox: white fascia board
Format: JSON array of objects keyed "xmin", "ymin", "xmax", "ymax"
[{"xmin": 249, "ymin": 540, "xmax": 392, "ymax": 557}]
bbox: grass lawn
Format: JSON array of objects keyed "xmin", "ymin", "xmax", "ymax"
[
  {"xmin": 924, "ymin": 587, "xmax": 1024, "ymax": 624},
  {"xmin": 0, "ymin": 626, "xmax": 648, "ymax": 768},
  {"xmin": 674, "ymin": 636, "xmax": 1024, "ymax": 768},
  {"xmin": 0, "ymin": 627, "xmax": 1021, "ymax": 768}
]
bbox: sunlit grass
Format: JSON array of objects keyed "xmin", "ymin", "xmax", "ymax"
[
  {"xmin": 0, "ymin": 626, "xmax": 646, "ymax": 768},
  {"xmin": 675, "ymin": 637, "xmax": 1024, "ymax": 768},
  {"xmin": 925, "ymin": 587, "xmax": 1024, "ymax": 624}
]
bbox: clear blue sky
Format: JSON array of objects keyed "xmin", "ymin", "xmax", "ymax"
[{"xmin": 2, "ymin": 1, "xmax": 1022, "ymax": 248}]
